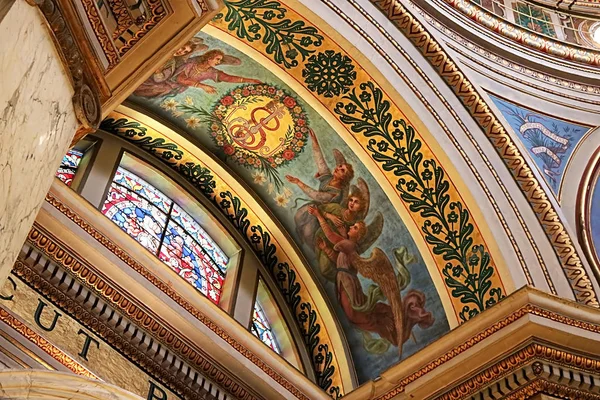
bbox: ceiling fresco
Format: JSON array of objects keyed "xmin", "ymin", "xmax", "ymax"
[
  {"xmin": 129, "ymin": 30, "xmax": 449, "ymax": 384},
  {"xmin": 113, "ymin": 0, "xmax": 514, "ymax": 392},
  {"xmin": 490, "ymin": 95, "xmax": 591, "ymax": 199}
]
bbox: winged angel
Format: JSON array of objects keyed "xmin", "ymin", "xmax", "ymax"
[{"xmin": 308, "ymin": 200, "xmax": 433, "ymax": 356}]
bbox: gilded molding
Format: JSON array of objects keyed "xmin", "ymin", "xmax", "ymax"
[
  {"xmin": 0, "ymin": 307, "xmax": 97, "ymax": 379},
  {"xmin": 577, "ymin": 150, "xmax": 600, "ymax": 285},
  {"xmin": 28, "ymin": 0, "xmax": 102, "ymax": 133},
  {"xmin": 437, "ymin": 343, "xmax": 600, "ymax": 399},
  {"xmin": 39, "ymin": 196, "xmax": 311, "ymax": 400},
  {"xmin": 503, "ymin": 379, "xmax": 600, "ymax": 400},
  {"xmin": 419, "ymin": 10, "xmax": 600, "ymax": 102},
  {"xmin": 439, "ymin": 0, "xmax": 600, "ymax": 67},
  {"xmin": 369, "ymin": 303, "xmax": 600, "ymax": 399},
  {"xmin": 369, "ymin": 0, "xmax": 599, "ymax": 307}
]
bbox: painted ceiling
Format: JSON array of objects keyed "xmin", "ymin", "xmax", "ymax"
[{"xmin": 112, "ymin": 0, "xmax": 511, "ymax": 393}]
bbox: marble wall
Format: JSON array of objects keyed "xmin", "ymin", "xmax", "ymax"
[{"xmin": 0, "ymin": 1, "xmax": 78, "ymax": 283}]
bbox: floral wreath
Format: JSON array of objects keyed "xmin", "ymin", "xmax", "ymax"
[{"xmin": 209, "ymin": 84, "xmax": 309, "ymax": 189}]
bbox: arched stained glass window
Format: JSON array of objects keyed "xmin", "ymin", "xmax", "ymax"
[
  {"xmin": 251, "ymin": 300, "xmax": 280, "ymax": 353},
  {"xmin": 55, "ymin": 150, "xmax": 83, "ymax": 186},
  {"xmin": 101, "ymin": 167, "xmax": 228, "ymax": 304}
]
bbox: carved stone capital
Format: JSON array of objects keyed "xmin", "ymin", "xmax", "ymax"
[{"xmin": 28, "ymin": 0, "xmax": 102, "ymax": 138}]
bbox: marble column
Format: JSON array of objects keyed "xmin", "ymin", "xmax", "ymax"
[{"xmin": 0, "ymin": 0, "xmax": 78, "ymax": 283}]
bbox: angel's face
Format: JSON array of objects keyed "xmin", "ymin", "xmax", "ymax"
[
  {"xmin": 333, "ymin": 164, "xmax": 349, "ymax": 180},
  {"xmin": 348, "ymin": 223, "xmax": 362, "ymax": 241},
  {"xmin": 173, "ymin": 45, "xmax": 192, "ymax": 57},
  {"xmin": 347, "ymin": 196, "xmax": 362, "ymax": 213},
  {"xmin": 208, "ymin": 54, "xmax": 223, "ymax": 67}
]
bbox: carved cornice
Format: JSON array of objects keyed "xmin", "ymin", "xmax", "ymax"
[
  {"xmin": 16, "ymin": 234, "xmax": 252, "ymax": 400},
  {"xmin": 0, "ymin": 307, "xmax": 97, "ymax": 379},
  {"xmin": 37, "ymin": 195, "xmax": 313, "ymax": 400},
  {"xmin": 369, "ymin": 0, "xmax": 599, "ymax": 307},
  {"xmin": 28, "ymin": 0, "xmax": 101, "ymax": 136},
  {"xmin": 436, "ymin": 343, "xmax": 600, "ymax": 399},
  {"xmin": 438, "ymin": 0, "xmax": 600, "ymax": 67},
  {"xmin": 418, "ymin": 8, "xmax": 600, "ymax": 103},
  {"xmin": 362, "ymin": 301, "xmax": 600, "ymax": 399}
]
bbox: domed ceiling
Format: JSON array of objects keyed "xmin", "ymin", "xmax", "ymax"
[{"xmin": 103, "ymin": 0, "xmax": 510, "ymax": 391}]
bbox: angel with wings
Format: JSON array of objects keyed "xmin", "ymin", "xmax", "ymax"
[
  {"xmin": 286, "ymin": 129, "xmax": 355, "ymax": 246},
  {"xmin": 314, "ymin": 178, "xmax": 371, "ymax": 281},
  {"xmin": 133, "ymin": 37, "xmax": 208, "ymax": 98},
  {"xmin": 308, "ymin": 205, "xmax": 434, "ymax": 357}
]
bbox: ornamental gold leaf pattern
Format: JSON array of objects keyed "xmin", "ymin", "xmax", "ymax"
[{"xmin": 335, "ymin": 82, "xmax": 504, "ymax": 322}]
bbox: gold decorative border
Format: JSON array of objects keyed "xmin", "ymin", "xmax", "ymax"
[
  {"xmin": 0, "ymin": 307, "xmax": 97, "ymax": 379},
  {"xmin": 370, "ymin": 302, "xmax": 600, "ymax": 399},
  {"xmin": 439, "ymin": 0, "xmax": 600, "ymax": 67},
  {"xmin": 504, "ymin": 379, "xmax": 600, "ymax": 400},
  {"xmin": 78, "ymin": 0, "xmax": 120, "ymax": 69},
  {"xmin": 321, "ymin": 0, "xmax": 545, "ymax": 291},
  {"xmin": 422, "ymin": 12, "xmax": 600, "ymax": 102},
  {"xmin": 437, "ymin": 343, "xmax": 600, "ymax": 399},
  {"xmin": 369, "ymin": 0, "xmax": 599, "ymax": 306},
  {"xmin": 39, "ymin": 195, "xmax": 311, "ymax": 399}
]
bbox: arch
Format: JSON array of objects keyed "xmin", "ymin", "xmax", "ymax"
[
  {"xmin": 100, "ymin": 105, "xmax": 355, "ymax": 394},
  {"xmin": 0, "ymin": 370, "xmax": 143, "ymax": 400}
]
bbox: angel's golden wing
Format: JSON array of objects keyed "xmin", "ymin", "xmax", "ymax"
[{"xmin": 352, "ymin": 248, "xmax": 404, "ymax": 356}]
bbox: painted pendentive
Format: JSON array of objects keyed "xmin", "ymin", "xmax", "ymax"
[
  {"xmin": 129, "ymin": 31, "xmax": 449, "ymax": 384},
  {"xmin": 490, "ymin": 95, "xmax": 590, "ymax": 197}
]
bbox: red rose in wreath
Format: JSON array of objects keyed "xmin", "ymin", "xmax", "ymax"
[
  {"xmin": 282, "ymin": 149, "xmax": 296, "ymax": 161},
  {"xmin": 221, "ymin": 96, "xmax": 234, "ymax": 106},
  {"xmin": 297, "ymin": 119, "xmax": 306, "ymax": 126},
  {"xmin": 283, "ymin": 96, "xmax": 296, "ymax": 108},
  {"xmin": 223, "ymin": 144, "xmax": 235, "ymax": 155}
]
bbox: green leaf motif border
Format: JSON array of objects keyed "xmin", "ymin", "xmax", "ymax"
[
  {"xmin": 333, "ymin": 82, "xmax": 505, "ymax": 322},
  {"xmin": 216, "ymin": 0, "xmax": 505, "ymax": 321}
]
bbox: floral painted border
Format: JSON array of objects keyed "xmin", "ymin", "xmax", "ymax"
[{"xmin": 210, "ymin": 0, "xmax": 507, "ymax": 319}]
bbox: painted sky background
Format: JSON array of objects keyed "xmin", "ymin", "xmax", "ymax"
[
  {"xmin": 490, "ymin": 95, "xmax": 589, "ymax": 196},
  {"xmin": 130, "ymin": 30, "xmax": 450, "ymax": 383}
]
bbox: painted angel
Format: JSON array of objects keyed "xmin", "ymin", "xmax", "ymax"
[
  {"xmin": 309, "ymin": 206, "xmax": 433, "ymax": 357},
  {"xmin": 314, "ymin": 178, "xmax": 371, "ymax": 281},
  {"xmin": 171, "ymin": 50, "xmax": 261, "ymax": 94},
  {"xmin": 133, "ymin": 37, "xmax": 208, "ymax": 98},
  {"xmin": 286, "ymin": 129, "xmax": 355, "ymax": 246}
]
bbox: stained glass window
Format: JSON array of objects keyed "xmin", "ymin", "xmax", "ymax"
[
  {"xmin": 251, "ymin": 300, "xmax": 280, "ymax": 353},
  {"xmin": 102, "ymin": 167, "xmax": 228, "ymax": 304},
  {"xmin": 55, "ymin": 150, "xmax": 83, "ymax": 186}
]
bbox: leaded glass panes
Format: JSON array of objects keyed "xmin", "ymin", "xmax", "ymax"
[
  {"xmin": 252, "ymin": 301, "xmax": 280, "ymax": 353},
  {"xmin": 102, "ymin": 183, "xmax": 166, "ymax": 253},
  {"xmin": 514, "ymin": 2, "xmax": 556, "ymax": 37},
  {"xmin": 55, "ymin": 149, "xmax": 83, "ymax": 186},
  {"xmin": 102, "ymin": 167, "xmax": 227, "ymax": 305},
  {"xmin": 171, "ymin": 203, "xmax": 229, "ymax": 273},
  {"xmin": 158, "ymin": 221, "xmax": 224, "ymax": 303},
  {"xmin": 113, "ymin": 167, "xmax": 172, "ymax": 213}
]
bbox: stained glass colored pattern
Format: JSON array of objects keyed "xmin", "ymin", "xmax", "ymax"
[
  {"xmin": 158, "ymin": 221, "xmax": 224, "ymax": 303},
  {"xmin": 55, "ymin": 150, "xmax": 83, "ymax": 186},
  {"xmin": 171, "ymin": 204, "xmax": 229, "ymax": 273},
  {"xmin": 102, "ymin": 167, "xmax": 228, "ymax": 305},
  {"xmin": 113, "ymin": 167, "xmax": 172, "ymax": 213},
  {"xmin": 102, "ymin": 183, "xmax": 167, "ymax": 253},
  {"xmin": 251, "ymin": 301, "xmax": 280, "ymax": 353}
]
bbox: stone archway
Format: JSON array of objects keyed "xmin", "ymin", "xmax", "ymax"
[{"xmin": 0, "ymin": 370, "xmax": 143, "ymax": 400}]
